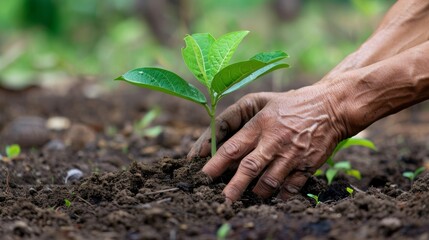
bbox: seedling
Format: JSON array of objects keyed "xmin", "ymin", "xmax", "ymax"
[
  {"xmin": 403, "ymin": 167, "xmax": 426, "ymax": 182},
  {"xmin": 134, "ymin": 107, "xmax": 163, "ymax": 138},
  {"xmin": 5, "ymin": 144, "xmax": 21, "ymax": 159},
  {"xmin": 64, "ymin": 198, "xmax": 72, "ymax": 207},
  {"xmin": 346, "ymin": 187, "xmax": 354, "ymax": 197},
  {"xmin": 116, "ymin": 31, "xmax": 289, "ymax": 156},
  {"xmin": 307, "ymin": 193, "xmax": 320, "ymax": 205},
  {"xmin": 317, "ymin": 137, "xmax": 377, "ymax": 185},
  {"xmin": 217, "ymin": 223, "xmax": 231, "ymax": 240}
]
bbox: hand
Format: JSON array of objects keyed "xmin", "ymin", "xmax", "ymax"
[{"xmin": 188, "ymin": 82, "xmax": 350, "ymax": 201}]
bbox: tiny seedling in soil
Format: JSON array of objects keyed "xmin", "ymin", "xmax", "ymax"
[
  {"xmin": 133, "ymin": 107, "xmax": 163, "ymax": 138},
  {"xmin": 346, "ymin": 187, "xmax": 354, "ymax": 197},
  {"xmin": 317, "ymin": 138, "xmax": 377, "ymax": 185},
  {"xmin": 64, "ymin": 198, "xmax": 72, "ymax": 207},
  {"xmin": 217, "ymin": 223, "xmax": 231, "ymax": 240},
  {"xmin": 5, "ymin": 144, "xmax": 21, "ymax": 159},
  {"xmin": 116, "ymin": 31, "xmax": 289, "ymax": 156},
  {"xmin": 403, "ymin": 167, "xmax": 426, "ymax": 182},
  {"xmin": 307, "ymin": 193, "xmax": 320, "ymax": 205}
]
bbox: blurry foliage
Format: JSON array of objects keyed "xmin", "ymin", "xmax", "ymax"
[{"xmin": 0, "ymin": 0, "xmax": 393, "ymax": 90}]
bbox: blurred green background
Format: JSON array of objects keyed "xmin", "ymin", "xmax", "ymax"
[{"xmin": 0, "ymin": 0, "xmax": 394, "ymax": 90}]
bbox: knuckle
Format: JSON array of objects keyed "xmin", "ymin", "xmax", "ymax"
[
  {"xmin": 282, "ymin": 183, "xmax": 300, "ymax": 194},
  {"xmin": 261, "ymin": 176, "xmax": 281, "ymax": 190},
  {"xmin": 239, "ymin": 157, "xmax": 261, "ymax": 178},
  {"xmin": 219, "ymin": 140, "xmax": 241, "ymax": 158}
]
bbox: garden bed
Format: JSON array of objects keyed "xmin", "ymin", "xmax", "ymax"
[{"xmin": 1, "ymin": 85, "xmax": 429, "ymax": 240}]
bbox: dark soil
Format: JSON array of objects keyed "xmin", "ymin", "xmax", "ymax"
[{"xmin": 1, "ymin": 85, "xmax": 429, "ymax": 239}]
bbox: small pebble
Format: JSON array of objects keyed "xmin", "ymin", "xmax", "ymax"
[
  {"xmin": 43, "ymin": 139, "xmax": 66, "ymax": 151},
  {"xmin": 42, "ymin": 187, "xmax": 53, "ymax": 194},
  {"xmin": 64, "ymin": 124, "xmax": 96, "ymax": 150},
  {"xmin": 65, "ymin": 168, "xmax": 84, "ymax": 184},
  {"xmin": 0, "ymin": 116, "xmax": 50, "ymax": 147},
  {"xmin": 380, "ymin": 217, "xmax": 402, "ymax": 231},
  {"xmin": 46, "ymin": 116, "xmax": 71, "ymax": 131},
  {"xmin": 29, "ymin": 188, "xmax": 38, "ymax": 196}
]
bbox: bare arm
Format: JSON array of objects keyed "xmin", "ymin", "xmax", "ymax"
[{"xmin": 189, "ymin": 0, "xmax": 429, "ymax": 202}]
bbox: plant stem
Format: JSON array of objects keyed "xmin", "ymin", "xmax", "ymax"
[{"xmin": 210, "ymin": 103, "xmax": 217, "ymax": 156}]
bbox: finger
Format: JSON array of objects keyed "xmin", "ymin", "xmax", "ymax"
[
  {"xmin": 277, "ymin": 170, "xmax": 310, "ymax": 200},
  {"xmin": 188, "ymin": 94, "xmax": 269, "ymax": 159},
  {"xmin": 222, "ymin": 145, "xmax": 275, "ymax": 202},
  {"xmin": 202, "ymin": 121, "xmax": 259, "ymax": 178},
  {"xmin": 252, "ymin": 154, "xmax": 297, "ymax": 198}
]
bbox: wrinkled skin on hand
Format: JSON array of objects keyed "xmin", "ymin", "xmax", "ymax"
[
  {"xmin": 188, "ymin": 85, "xmax": 348, "ymax": 202},
  {"xmin": 188, "ymin": 0, "xmax": 429, "ymax": 202}
]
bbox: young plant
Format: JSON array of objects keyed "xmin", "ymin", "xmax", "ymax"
[
  {"xmin": 116, "ymin": 31, "xmax": 289, "ymax": 156},
  {"xmin": 134, "ymin": 107, "xmax": 163, "ymax": 138},
  {"xmin": 307, "ymin": 193, "xmax": 320, "ymax": 205},
  {"xmin": 346, "ymin": 187, "xmax": 354, "ymax": 197},
  {"xmin": 5, "ymin": 144, "xmax": 21, "ymax": 159},
  {"xmin": 317, "ymin": 137, "xmax": 377, "ymax": 185},
  {"xmin": 403, "ymin": 167, "xmax": 426, "ymax": 182},
  {"xmin": 64, "ymin": 198, "xmax": 72, "ymax": 207},
  {"xmin": 217, "ymin": 223, "xmax": 231, "ymax": 240}
]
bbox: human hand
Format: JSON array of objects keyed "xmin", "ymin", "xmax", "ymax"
[{"xmin": 188, "ymin": 82, "xmax": 351, "ymax": 202}]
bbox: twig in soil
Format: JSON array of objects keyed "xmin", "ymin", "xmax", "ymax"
[
  {"xmin": 144, "ymin": 187, "xmax": 179, "ymax": 195},
  {"xmin": 76, "ymin": 195, "xmax": 94, "ymax": 207},
  {"xmin": 5, "ymin": 170, "xmax": 10, "ymax": 194},
  {"xmin": 134, "ymin": 198, "xmax": 172, "ymax": 209},
  {"xmin": 156, "ymin": 197, "xmax": 172, "ymax": 204},
  {"xmin": 349, "ymin": 184, "xmax": 365, "ymax": 193}
]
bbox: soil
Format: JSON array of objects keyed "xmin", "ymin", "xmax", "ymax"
[{"xmin": 1, "ymin": 84, "xmax": 429, "ymax": 240}]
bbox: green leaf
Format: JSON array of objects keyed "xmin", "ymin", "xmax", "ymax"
[
  {"xmin": 136, "ymin": 107, "xmax": 161, "ymax": 130},
  {"xmin": 402, "ymin": 171, "xmax": 415, "ymax": 180},
  {"xmin": 414, "ymin": 167, "xmax": 426, "ymax": 176},
  {"xmin": 217, "ymin": 223, "xmax": 231, "ymax": 240},
  {"xmin": 182, "ymin": 33, "xmax": 215, "ymax": 86},
  {"xmin": 251, "ymin": 50, "xmax": 289, "ymax": 63},
  {"xmin": 326, "ymin": 168, "xmax": 338, "ymax": 185},
  {"xmin": 142, "ymin": 126, "xmax": 163, "ymax": 138},
  {"xmin": 334, "ymin": 161, "xmax": 351, "ymax": 170},
  {"xmin": 5, "ymin": 144, "xmax": 21, "ymax": 159},
  {"xmin": 314, "ymin": 169, "xmax": 324, "ymax": 176},
  {"xmin": 116, "ymin": 68, "xmax": 207, "ymax": 105},
  {"xmin": 346, "ymin": 187, "xmax": 354, "ymax": 195},
  {"xmin": 306, "ymin": 193, "xmax": 319, "ymax": 204},
  {"xmin": 214, "ymin": 61, "xmax": 289, "ymax": 97},
  {"xmin": 328, "ymin": 137, "xmax": 377, "ymax": 164},
  {"xmin": 207, "ymin": 30, "xmax": 249, "ymax": 84},
  {"xmin": 64, "ymin": 198, "xmax": 71, "ymax": 208},
  {"xmin": 346, "ymin": 169, "xmax": 362, "ymax": 180}
]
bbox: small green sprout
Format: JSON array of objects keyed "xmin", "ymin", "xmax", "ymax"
[
  {"xmin": 307, "ymin": 193, "xmax": 320, "ymax": 205},
  {"xmin": 5, "ymin": 144, "xmax": 21, "ymax": 159},
  {"xmin": 217, "ymin": 223, "xmax": 231, "ymax": 240},
  {"xmin": 317, "ymin": 137, "xmax": 377, "ymax": 185},
  {"xmin": 134, "ymin": 107, "xmax": 163, "ymax": 138},
  {"xmin": 403, "ymin": 167, "xmax": 426, "ymax": 182},
  {"xmin": 64, "ymin": 198, "xmax": 71, "ymax": 207},
  {"xmin": 346, "ymin": 187, "xmax": 354, "ymax": 197},
  {"xmin": 116, "ymin": 31, "xmax": 289, "ymax": 156}
]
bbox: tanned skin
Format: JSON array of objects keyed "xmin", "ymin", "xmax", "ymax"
[{"xmin": 188, "ymin": 0, "xmax": 429, "ymax": 202}]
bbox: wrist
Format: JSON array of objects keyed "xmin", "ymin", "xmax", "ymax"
[{"xmin": 333, "ymin": 47, "xmax": 429, "ymax": 135}]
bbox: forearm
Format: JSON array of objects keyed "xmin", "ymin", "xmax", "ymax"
[
  {"xmin": 325, "ymin": 0, "xmax": 429, "ymax": 78},
  {"xmin": 338, "ymin": 41, "xmax": 429, "ymax": 136}
]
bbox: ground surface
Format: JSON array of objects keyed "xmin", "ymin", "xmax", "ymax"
[{"xmin": 1, "ymin": 85, "xmax": 429, "ymax": 240}]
